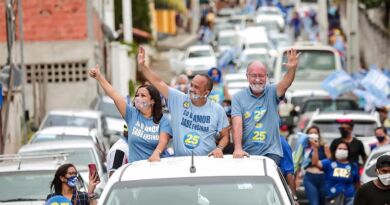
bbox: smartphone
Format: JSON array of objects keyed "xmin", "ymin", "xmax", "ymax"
[{"xmin": 88, "ymin": 163, "xmax": 100, "ymax": 183}]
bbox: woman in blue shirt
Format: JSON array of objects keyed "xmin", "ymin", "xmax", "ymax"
[
  {"xmin": 312, "ymin": 140, "xmax": 360, "ymax": 205},
  {"xmin": 89, "ymin": 65, "xmax": 171, "ymax": 163}
]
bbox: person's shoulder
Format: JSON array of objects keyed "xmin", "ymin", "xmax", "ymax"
[
  {"xmin": 359, "ymin": 180, "xmax": 376, "ymax": 192},
  {"xmin": 232, "ymin": 88, "xmax": 248, "ymax": 98}
]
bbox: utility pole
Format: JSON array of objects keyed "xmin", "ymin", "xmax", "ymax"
[
  {"xmin": 318, "ymin": 0, "xmax": 328, "ymax": 44},
  {"xmin": 122, "ymin": 0, "xmax": 133, "ymax": 43},
  {"xmin": 346, "ymin": 0, "xmax": 359, "ymax": 73},
  {"xmin": 191, "ymin": 0, "xmax": 200, "ymax": 34}
]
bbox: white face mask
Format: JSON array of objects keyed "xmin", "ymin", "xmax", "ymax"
[
  {"xmin": 335, "ymin": 149, "xmax": 348, "ymax": 160},
  {"xmin": 378, "ymin": 173, "xmax": 390, "ymax": 186},
  {"xmin": 134, "ymin": 97, "xmax": 151, "ymax": 110},
  {"xmin": 188, "ymin": 90, "xmax": 207, "ymax": 101}
]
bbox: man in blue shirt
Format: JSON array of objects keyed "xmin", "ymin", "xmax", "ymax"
[
  {"xmin": 137, "ymin": 47, "xmax": 230, "ymax": 157},
  {"xmin": 231, "ymin": 48, "xmax": 300, "ymax": 165}
]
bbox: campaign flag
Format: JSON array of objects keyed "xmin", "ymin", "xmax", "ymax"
[
  {"xmin": 360, "ymin": 66, "xmax": 390, "ymax": 103},
  {"xmin": 292, "ymin": 132, "xmax": 310, "ymax": 173},
  {"xmin": 321, "ymin": 70, "xmax": 357, "ymax": 99}
]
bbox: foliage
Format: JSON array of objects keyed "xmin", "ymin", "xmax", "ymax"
[{"xmin": 155, "ymin": 0, "xmax": 186, "ymax": 12}]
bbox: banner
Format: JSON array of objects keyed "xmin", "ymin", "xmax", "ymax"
[{"xmin": 321, "ymin": 70, "xmax": 357, "ymax": 99}]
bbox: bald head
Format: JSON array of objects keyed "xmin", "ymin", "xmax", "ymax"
[{"xmin": 247, "ymin": 61, "xmax": 267, "ymax": 74}]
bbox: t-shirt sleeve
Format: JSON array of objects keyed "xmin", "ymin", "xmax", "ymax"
[
  {"xmin": 125, "ymin": 104, "xmax": 136, "ymax": 123},
  {"xmin": 168, "ymin": 87, "xmax": 185, "ymax": 112},
  {"xmin": 159, "ymin": 115, "xmax": 173, "ymax": 136},
  {"xmin": 321, "ymin": 159, "xmax": 331, "ymax": 173},
  {"xmin": 216, "ymin": 105, "xmax": 229, "ymax": 132},
  {"xmin": 358, "ymin": 141, "xmax": 367, "ymax": 159},
  {"xmin": 231, "ymin": 92, "xmax": 242, "ymax": 117}
]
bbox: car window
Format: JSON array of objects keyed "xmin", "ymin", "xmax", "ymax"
[
  {"xmin": 219, "ymin": 36, "xmax": 237, "ymax": 47},
  {"xmin": 313, "ymin": 120, "xmax": 377, "ymax": 136},
  {"xmin": 364, "ymin": 151, "xmax": 390, "ymax": 177},
  {"xmin": 43, "ymin": 115, "xmax": 97, "ymax": 129},
  {"xmin": 248, "ymin": 42, "xmax": 269, "ymax": 49},
  {"xmin": 104, "ymin": 177, "xmax": 284, "ymax": 205},
  {"xmin": 282, "ymin": 50, "xmax": 336, "ymax": 81},
  {"xmin": 188, "ymin": 50, "xmax": 211, "ymax": 58},
  {"xmin": 98, "ymin": 101, "xmax": 122, "ymax": 118},
  {"xmin": 31, "ymin": 134, "xmax": 91, "ymax": 143},
  {"xmin": 303, "ymin": 99, "xmax": 358, "ymax": 113}
]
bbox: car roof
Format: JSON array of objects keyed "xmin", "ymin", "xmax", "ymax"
[
  {"xmin": 311, "ymin": 111, "xmax": 380, "ymax": 122},
  {"xmin": 36, "ymin": 126, "xmax": 96, "ymax": 136},
  {"xmin": 187, "ymin": 45, "xmax": 213, "ymax": 52},
  {"xmin": 47, "ymin": 110, "xmax": 102, "ymax": 118},
  {"xmin": 218, "ymin": 30, "xmax": 237, "ymax": 36},
  {"xmin": 241, "ymin": 48, "xmax": 268, "ymax": 55},
  {"xmin": 281, "ymin": 44, "xmax": 337, "ymax": 52},
  {"xmin": 115, "ymin": 156, "xmax": 276, "ymax": 181},
  {"xmin": 18, "ymin": 140, "xmax": 96, "ymax": 154},
  {"xmin": 0, "ymin": 153, "xmax": 70, "ymax": 172}
]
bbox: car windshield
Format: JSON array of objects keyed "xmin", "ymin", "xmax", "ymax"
[
  {"xmin": 219, "ymin": 36, "xmax": 237, "ymax": 47},
  {"xmin": 98, "ymin": 101, "xmax": 122, "ymax": 118},
  {"xmin": 188, "ymin": 50, "xmax": 212, "ymax": 58},
  {"xmin": 31, "ymin": 134, "xmax": 91, "ymax": 143},
  {"xmin": 261, "ymin": 10, "xmax": 280, "ymax": 15},
  {"xmin": 313, "ymin": 120, "xmax": 377, "ymax": 137},
  {"xmin": 21, "ymin": 149, "xmax": 97, "ymax": 168},
  {"xmin": 0, "ymin": 171, "xmax": 53, "ymax": 201},
  {"xmin": 302, "ymin": 99, "xmax": 358, "ymax": 113},
  {"xmin": 248, "ymin": 42, "xmax": 269, "ymax": 49},
  {"xmin": 282, "ymin": 50, "xmax": 336, "ymax": 81},
  {"xmin": 42, "ymin": 115, "xmax": 97, "ymax": 129},
  {"xmin": 104, "ymin": 176, "xmax": 284, "ymax": 205}
]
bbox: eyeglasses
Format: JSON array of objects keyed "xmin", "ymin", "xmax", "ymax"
[{"xmin": 247, "ymin": 73, "xmax": 266, "ymax": 78}]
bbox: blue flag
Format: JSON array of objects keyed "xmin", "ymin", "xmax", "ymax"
[
  {"xmin": 292, "ymin": 132, "xmax": 310, "ymax": 173},
  {"xmin": 360, "ymin": 66, "xmax": 390, "ymax": 104},
  {"xmin": 321, "ymin": 70, "xmax": 357, "ymax": 99}
]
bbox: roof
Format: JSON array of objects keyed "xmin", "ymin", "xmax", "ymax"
[
  {"xmin": 18, "ymin": 140, "xmax": 96, "ymax": 154},
  {"xmin": 0, "ymin": 153, "xmax": 69, "ymax": 172},
  {"xmin": 46, "ymin": 110, "xmax": 102, "ymax": 118},
  {"xmin": 311, "ymin": 111, "xmax": 380, "ymax": 123},
  {"xmin": 36, "ymin": 126, "xmax": 95, "ymax": 136},
  {"xmin": 118, "ymin": 156, "xmax": 276, "ymax": 181}
]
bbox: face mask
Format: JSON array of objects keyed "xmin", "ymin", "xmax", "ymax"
[
  {"xmin": 223, "ymin": 106, "xmax": 231, "ymax": 114},
  {"xmin": 309, "ymin": 133, "xmax": 319, "ymax": 142},
  {"xmin": 250, "ymin": 83, "xmax": 265, "ymax": 93},
  {"xmin": 339, "ymin": 127, "xmax": 350, "ymax": 138},
  {"xmin": 335, "ymin": 149, "xmax": 348, "ymax": 160},
  {"xmin": 212, "ymin": 76, "xmax": 220, "ymax": 83},
  {"xmin": 134, "ymin": 97, "xmax": 151, "ymax": 110},
  {"xmin": 378, "ymin": 173, "xmax": 390, "ymax": 186},
  {"xmin": 188, "ymin": 90, "xmax": 206, "ymax": 101},
  {"xmin": 376, "ymin": 136, "xmax": 386, "ymax": 143},
  {"xmin": 66, "ymin": 176, "xmax": 78, "ymax": 188}
]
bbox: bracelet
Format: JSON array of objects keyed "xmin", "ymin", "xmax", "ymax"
[
  {"xmin": 216, "ymin": 145, "xmax": 224, "ymax": 150},
  {"xmin": 154, "ymin": 149, "xmax": 162, "ymax": 154},
  {"xmin": 88, "ymin": 192, "xmax": 96, "ymax": 199}
]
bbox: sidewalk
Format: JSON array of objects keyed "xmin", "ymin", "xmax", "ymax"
[{"xmin": 156, "ymin": 33, "xmax": 198, "ymax": 51}]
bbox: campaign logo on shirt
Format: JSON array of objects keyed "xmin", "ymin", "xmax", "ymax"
[
  {"xmin": 253, "ymin": 107, "xmax": 266, "ymax": 122},
  {"xmin": 183, "ymin": 101, "xmax": 190, "ymax": 109},
  {"xmin": 209, "ymin": 94, "xmax": 220, "ymax": 103},
  {"xmin": 251, "ymin": 123, "xmax": 267, "ymax": 144},
  {"xmin": 244, "ymin": 112, "xmax": 251, "ymax": 119},
  {"xmin": 183, "ymin": 132, "xmax": 201, "ymax": 149},
  {"xmin": 332, "ymin": 167, "xmax": 351, "ymax": 178},
  {"xmin": 131, "ymin": 121, "xmax": 159, "ymax": 141}
]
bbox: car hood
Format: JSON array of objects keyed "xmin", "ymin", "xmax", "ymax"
[{"xmin": 105, "ymin": 117, "xmax": 125, "ymax": 132}]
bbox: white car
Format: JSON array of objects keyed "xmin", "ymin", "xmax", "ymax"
[
  {"xmin": 184, "ymin": 45, "xmax": 217, "ymax": 77},
  {"xmin": 40, "ymin": 110, "xmax": 110, "ymax": 150},
  {"xmin": 304, "ymin": 111, "xmax": 381, "ymax": 155},
  {"xmin": 98, "ymin": 156, "xmax": 295, "ymax": 205},
  {"xmin": 225, "ymin": 73, "xmax": 249, "ymax": 96},
  {"xmin": 256, "ymin": 7, "xmax": 285, "ymax": 31},
  {"xmin": 273, "ymin": 45, "xmax": 342, "ymax": 91},
  {"xmin": 29, "ymin": 126, "xmax": 107, "ymax": 156},
  {"xmin": 238, "ymin": 48, "xmax": 271, "ymax": 72},
  {"xmin": 0, "ymin": 153, "xmax": 88, "ymax": 204},
  {"xmin": 18, "ymin": 140, "xmax": 108, "ymax": 196},
  {"xmin": 360, "ymin": 144, "xmax": 390, "ymax": 184},
  {"xmin": 217, "ymin": 30, "xmax": 242, "ymax": 55}
]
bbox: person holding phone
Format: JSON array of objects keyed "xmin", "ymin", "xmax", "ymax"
[
  {"xmin": 47, "ymin": 163, "xmax": 99, "ymax": 205},
  {"xmin": 89, "ymin": 66, "xmax": 172, "ymax": 162}
]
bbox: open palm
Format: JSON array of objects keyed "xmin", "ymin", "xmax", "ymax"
[
  {"xmin": 137, "ymin": 47, "xmax": 146, "ymax": 68},
  {"xmin": 282, "ymin": 48, "xmax": 300, "ymax": 70}
]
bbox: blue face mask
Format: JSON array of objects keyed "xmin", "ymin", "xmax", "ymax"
[
  {"xmin": 66, "ymin": 176, "xmax": 78, "ymax": 188},
  {"xmin": 212, "ymin": 76, "xmax": 220, "ymax": 83}
]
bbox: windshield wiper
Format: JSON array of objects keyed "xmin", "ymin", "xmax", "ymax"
[{"xmin": 0, "ymin": 198, "xmax": 45, "ymax": 202}]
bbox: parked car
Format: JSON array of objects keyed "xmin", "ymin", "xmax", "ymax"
[
  {"xmin": 29, "ymin": 126, "xmax": 107, "ymax": 156},
  {"xmin": 256, "ymin": 6, "xmax": 285, "ymax": 31},
  {"xmin": 237, "ymin": 48, "xmax": 271, "ymax": 72},
  {"xmin": 39, "ymin": 110, "xmax": 110, "ymax": 149},
  {"xmin": 0, "ymin": 153, "xmax": 87, "ymax": 204},
  {"xmin": 18, "ymin": 140, "xmax": 108, "ymax": 196},
  {"xmin": 360, "ymin": 144, "xmax": 390, "ymax": 184},
  {"xmin": 184, "ymin": 45, "xmax": 217, "ymax": 77},
  {"xmin": 224, "ymin": 73, "xmax": 248, "ymax": 96},
  {"xmin": 91, "ymin": 95, "xmax": 127, "ymax": 145},
  {"xmin": 98, "ymin": 156, "xmax": 295, "ymax": 205}
]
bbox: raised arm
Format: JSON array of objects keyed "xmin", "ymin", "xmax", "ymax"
[
  {"xmin": 311, "ymin": 140, "xmax": 323, "ymax": 169},
  {"xmin": 137, "ymin": 47, "xmax": 169, "ymax": 98},
  {"xmin": 89, "ymin": 65, "xmax": 126, "ymax": 118},
  {"xmin": 277, "ymin": 48, "xmax": 300, "ymax": 98},
  {"xmin": 232, "ymin": 116, "xmax": 249, "ymax": 158}
]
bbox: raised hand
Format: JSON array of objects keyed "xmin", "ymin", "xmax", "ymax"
[
  {"xmin": 137, "ymin": 46, "xmax": 147, "ymax": 68},
  {"xmin": 282, "ymin": 48, "xmax": 300, "ymax": 70},
  {"xmin": 89, "ymin": 64, "xmax": 101, "ymax": 79}
]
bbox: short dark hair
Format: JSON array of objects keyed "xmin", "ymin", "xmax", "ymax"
[
  {"xmin": 50, "ymin": 163, "xmax": 76, "ymax": 195},
  {"xmin": 197, "ymin": 74, "xmax": 213, "ymax": 93},
  {"xmin": 223, "ymin": 99, "xmax": 231, "ymax": 106},
  {"xmin": 331, "ymin": 141, "xmax": 352, "ymax": 161},
  {"xmin": 375, "ymin": 126, "xmax": 388, "ymax": 135}
]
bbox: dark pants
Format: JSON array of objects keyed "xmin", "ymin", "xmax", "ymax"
[{"xmin": 304, "ymin": 172, "xmax": 326, "ymax": 205}]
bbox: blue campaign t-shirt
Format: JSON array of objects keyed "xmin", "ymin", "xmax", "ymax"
[
  {"xmin": 125, "ymin": 105, "xmax": 172, "ymax": 163},
  {"xmin": 321, "ymin": 159, "xmax": 359, "ymax": 198},
  {"xmin": 208, "ymin": 83, "xmax": 225, "ymax": 105},
  {"xmin": 280, "ymin": 136, "xmax": 294, "ymax": 176},
  {"xmin": 168, "ymin": 88, "xmax": 229, "ymax": 156},
  {"xmin": 231, "ymin": 85, "xmax": 283, "ymax": 157}
]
